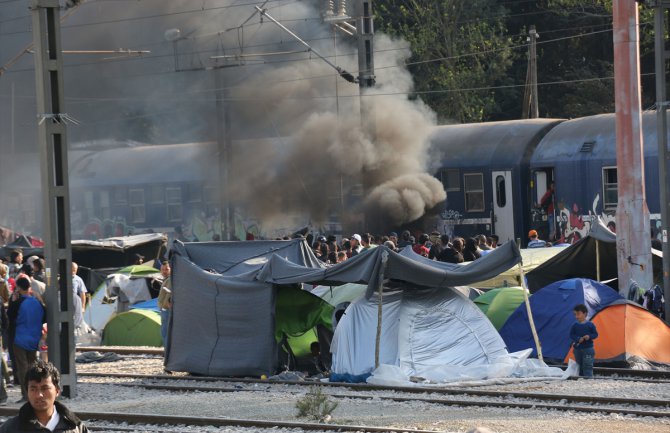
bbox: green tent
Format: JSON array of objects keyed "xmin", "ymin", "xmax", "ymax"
[
  {"xmin": 474, "ymin": 287, "xmax": 528, "ymax": 330},
  {"xmin": 102, "ymin": 309, "xmax": 163, "ymax": 347},
  {"xmin": 275, "ymin": 286, "xmax": 333, "ymax": 357}
]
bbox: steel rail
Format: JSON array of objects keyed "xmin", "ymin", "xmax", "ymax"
[
  {"xmin": 75, "ymin": 347, "xmax": 670, "ymax": 379},
  {"xmin": 76, "ymin": 346, "xmax": 164, "ymax": 355},
  {"xmin": 84, "ymin": 380, "xmax": 670, "ymax": 416},
  {"xmin": 0, "ymin": 408, "xmax": 450, "ymax": 433}
]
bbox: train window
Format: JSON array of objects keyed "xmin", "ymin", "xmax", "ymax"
[
  {"xmin": 602, "ymin": 167, "xmax": 618, "ymax": 210},
  {"xmin": 166, "ymin": 187, "xmax": 183, "ymax": 222},
  {"xmin": 149, "ymin": 186, "xmax": 164, "ymax": 204},
  {"xmin": 187, "ymin": 184, "xmax": 202, "ymax": 203},
  {"xmin": 99, "ymin": 191, "xmax": 111, "ymax": 219},
  {"xmin": 440, "ymin": 169, "xmax": 460, "ymax": 192},
  {"xmin": 129, "ymin": 189, "xmax": 146, "ymax": 224},
  {"xmin": 464, "ymin": 173, "xmax": 485, "ymax": 212},
  {"xmin": 114, "ymin": 187, "xmax": 127, "ymax": 205},
  {"xmin": 495, "ymin": 175, "xmax": 506, "ymax": 207}
]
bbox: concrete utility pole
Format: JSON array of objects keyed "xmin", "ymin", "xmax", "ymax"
[
  {"xmin": 354, "ymin": 0, "xmax": 376, "ymax": 132},
  {"xmin": 529, "ymin": 26, "xmax": 539, "ymax": 119},
  {"xmin": 612, "ymin": 0, "xmax": 653, "ymax": 294},
  {"xmin": 30, "ymin": 0, "xmax": 76, "ymax": 396},
  {"xmin": 652, "ymin": 0, "xmax": 670, "ymax": 320},
  {"xmin": 521, "ymin": 26, "xmax": 539, "ymax": 119}
]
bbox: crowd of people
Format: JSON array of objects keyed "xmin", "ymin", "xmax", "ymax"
[
  {"xmin": 292, "ymin": 230, "xmax": 502, "ymax": 265},
  {"xmin": 0, "ymin": 249, "xmax": 89, "ymax": 406}
]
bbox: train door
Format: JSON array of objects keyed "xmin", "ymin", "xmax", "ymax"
[{"xmin": 491, "ymin": 170, "xmax": 515, "ymax": 243}]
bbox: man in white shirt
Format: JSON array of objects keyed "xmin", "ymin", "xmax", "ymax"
[{"xmin": 0, "ymin": 360, "xmax": 89, "ymax": 432}]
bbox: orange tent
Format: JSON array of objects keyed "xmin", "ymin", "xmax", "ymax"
[{"xmin": 565, "ymin": 303, "xmax": 670, "ymax": 367}]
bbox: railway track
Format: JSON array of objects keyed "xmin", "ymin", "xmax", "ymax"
[
  {"xmin": 76, "ymin": 347, "xmax": 670, "ymax": 381},
  {"xmin": 79, "ymin": 373, "xmax": 670, "ymax": 419},
  {"xmin": 0, "ymin": 408, "xmax": 452, "ymax": 433}
]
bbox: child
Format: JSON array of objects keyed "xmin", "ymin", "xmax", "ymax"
[{"xmin": 570, "ymin": 304, "xmax": 598, "ymax": 378}]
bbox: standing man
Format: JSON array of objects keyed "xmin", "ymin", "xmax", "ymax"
[
  {"xmin": 7, "ymin": 278, "xmax": 45, "ymax": 403},
  {"xmin": 157, "ymin": 261, "xmax": 172, "ymax": 352},
  {"xmin": 0, "ymin": 360, "xmax": 89, "ymax": 432},
  {"xmin": 540, "ymin": 182, "xmax": 556, "ymax": 241},
  {"xmin": 71, "ymin": 263, "xmax": 87, "ymax": 330}
]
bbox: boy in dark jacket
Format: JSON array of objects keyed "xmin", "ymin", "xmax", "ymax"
[
  {"xmin": 0, "ymin": 359, "xmax": 89, "ymax": 432},
  {"xmin": 569, "ymin": 304, "xmax": 599, "ymax": 378}
]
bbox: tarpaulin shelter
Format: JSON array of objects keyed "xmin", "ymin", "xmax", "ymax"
[
  {"xmin": 565, "ymin": 302, "xmax": 670, "ymax": 368},
  {"xmin": 499, "ymin": 278, "xmax": 624, "ymax": 361},
  {"xmin": 473, "ymin": 287, "xmax": 528, "ymax": 330},
  {"xmin": 102, "ymin": 309, "xmax": 162, "ymax": 347},
  {"xmin": 84, "ymin": 264, "xmax": 162, "ymax": 331},
  {"xmin": 525, "ymin": 218, "xmax": 662, "ymax": 292},
  {"xmin": 330, "ymin": 287, "xmax": 510, "ymax": 381},
  {"xmin": 0, "ymin": 233, "xmax": 166, "ymax": 269},
  {"xmin": 167, "ymin": 239, "xmax": 522, "ymax": 377}
]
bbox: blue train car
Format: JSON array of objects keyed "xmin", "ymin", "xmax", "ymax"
[
  {"xmin": 429, "ymin": 118, "xmax": 563, "ymax": 244},
  {"xmin": 530, "ymin": 112, "xmax": 665, "ymax": 244}
]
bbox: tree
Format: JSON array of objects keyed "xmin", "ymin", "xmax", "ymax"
[{"xmin": 375, "ymin": 0, "xmax": 515, "ymax": 123}]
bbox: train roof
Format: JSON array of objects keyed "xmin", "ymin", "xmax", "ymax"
[
  {"xmin": 429, "ymin": 118, "xmax": 563, "ymax": 168},
  {"xmin": 69, "ymin": 142, "xmax": 217, "ymax": 187},
  {"xmin": 531, "ymin": 112, "xmax": 665, "ymax": 166}
]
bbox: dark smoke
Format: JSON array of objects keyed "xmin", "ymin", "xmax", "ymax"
[{"xmin": 0, "ymin": 0, "xmax": 445, "ymax": 236}]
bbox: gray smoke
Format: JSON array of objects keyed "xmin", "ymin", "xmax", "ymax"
[
  {"xmin": 228, "ymin": 27, "xmax": 444, "ymax": 230},
  {"xmin": 0, "ymin": 0, "xmax": 445, "ymax": 236}
]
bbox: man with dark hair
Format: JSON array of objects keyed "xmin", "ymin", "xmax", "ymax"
[
  {"xmin": 7, "ymin": 278, "xmax": 45, "ymax": 402},
  {"xmin": 0, "ymin": 360, "xmax": 89, "ymax": 432}
]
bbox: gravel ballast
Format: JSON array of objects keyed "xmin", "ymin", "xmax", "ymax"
[{"xmin": 2, "ymin": 353, "xmax": 667, "ymax": 433}]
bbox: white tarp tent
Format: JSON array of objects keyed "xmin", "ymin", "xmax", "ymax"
[{"xmin": 331, "ymin": 285, "xmax": 565, "ymax": 385}]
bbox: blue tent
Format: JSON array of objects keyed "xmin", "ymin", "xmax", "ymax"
[
  {"xmin": 499, "ymin": 278, "xmax": 624, "ymax": 361},
  {"xmin": 129, "ymin": 298, "xmax": 160, "ymax": 312}
]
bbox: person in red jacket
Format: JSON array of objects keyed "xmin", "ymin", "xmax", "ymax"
[{"xmin": 540, "ymin": 182, "xmax": 556, "ymax": 241}]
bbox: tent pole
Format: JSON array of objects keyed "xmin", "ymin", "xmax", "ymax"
[
  {"xmin": 596, "ymin": 239, "xmax": 601, "ymax": 281},
  {"xmin": 518, "ymin": 262, "xmax": 543, "ymax": 361},
  {"xmin": 374, "ymin": 250, "xmax": 389, "ymax": 369}
]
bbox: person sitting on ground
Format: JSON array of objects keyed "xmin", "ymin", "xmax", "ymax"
[
  {"xmin": 0, "ymin": 359, "xmax": 89, "ymax": 432},
  {"xmin": 462, "ymin": 237, "xmax": 481, "ymax": 262},
  {"xmin": 527, "ymin": 230, "xmax": 547, "ymax": 248}
]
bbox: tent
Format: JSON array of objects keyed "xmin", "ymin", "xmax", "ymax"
[
  {"xmin": 84, "ymin": 264, "xmax": 162, "ymax": 331},
  {"xmin": 499, "ymin": 278, "xmax": 624, "ymax": 361},
  {"xmin": 275, "ymin": 285, "xmax": 333, "ymax": 358},
  {"xmin": 473, "ymin": 287, "xmax": 527, "ymax": 330},
  {"xmin": 473, "ymin": 246, "xmax": 567, "ymax": 289},
  {"xmin": 0, "ymin": 233, "xmax": 167, "ymax": 269},
  {"xmin": 167, "ymin": 238, "xmax": 546, "ymax": 380},
  {"xmin": 101, "ymin": 309, "xmax": 162, "ymax": 347},
  {"xmin": 331, "ymin": 286, "xmax": 509, "ymax": 381},
  {"xmin": 525, "ymin": 218, "xmax": 662, "ymax": 292},
  {"xmin": 565, "ymin": 302, "xmax": 670, "ymax": 368}
]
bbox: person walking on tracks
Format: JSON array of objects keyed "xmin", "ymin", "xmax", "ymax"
[
  {"xmin": 0, "ymin": 359, "xmax": 89, "ymax": 432},
  {"xmin": 570, "ymin": 304, "xmax": 598, "ymax": 378}
]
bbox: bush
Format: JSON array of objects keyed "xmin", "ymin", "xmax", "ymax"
[{"xmin": 295, "ymin": 386, "xmax": 338, "ymax": 422}]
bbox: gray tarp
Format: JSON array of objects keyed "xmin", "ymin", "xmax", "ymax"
[
  {"xmin": 166, "ymin": 238, "xmax": 521, "ymax": 376},
  {"xmin": 525, "ymin": 218, "xmax": 661, "ymax": 292}
]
